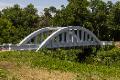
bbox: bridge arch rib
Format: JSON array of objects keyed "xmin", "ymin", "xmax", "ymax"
[
  {"xmin": 36, "ymin": 26, "xmax": 101, "ymax": 51},
  {"xmin": 19, "ymin": 27, "xmax": 61, "ymax": 45},
  {"xmin": 19, "ymin": 26, "xmax": 102, "ymax": 52}
]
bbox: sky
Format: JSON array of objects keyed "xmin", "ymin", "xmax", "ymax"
[
  {"xmin": 0, "ymin": 0, "xmax": 68, "ymax": 14},
  {"xmin": 0, "ymin": 0, "xmax": 119, "ymax": 14}
]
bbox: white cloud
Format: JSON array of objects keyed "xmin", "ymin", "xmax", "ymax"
[
  {"xmin": 0, "ymin": 2, "xmax": 25, "ymax": 11},
  {"xmin": 103, "ymin": 0, "xmax": 120, "ymax": 3},
  {"xmin": 0, "ymin": 2, "xmax": 13, "ymax": 10}
]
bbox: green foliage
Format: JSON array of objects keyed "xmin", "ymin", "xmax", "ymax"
[
  {"xmin": 0, "ymin": 0, "xmax": 120, "ymax": 44},
  {"xmin": 0, "ymin": 51, "xmax": 120, "ymax": 79},
  {"xmin": 0, "ymin": 4, "xmax": 40, "ymax": 44},
  {"xmin": 52, "ymin": 0, "xmax": 89, "ymax": 26},
  {"xmin": 40, "ymin": 49, "xmax": 82, "ymax": 62},
  {"xmin": 0, "ymin": 68, "xmax": 19, "ymax": 80},
  {"xmin": 97, "ymin": 48, "xmax": 120, "ymax": 66},
  {"xmin": 85, "ymin": 47, "xmax": 120, "ymax": 67},
  {"xmin": 0, "ymin": 69, "xmax": 8, "ymax": 80},
  {"xmin": 100, "ymin": 45, "xmax": 115, "ymax": 51},
  {"xmin": 0, "ymin": 18, "xmax": 17, "ymax": 44}
]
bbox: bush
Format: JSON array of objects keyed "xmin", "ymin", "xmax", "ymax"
[
  {"xmin": 85, "ymin": 47, "xmax": 120, "ymax": 66},
  {"xmin": 39, "ymin": 47, "xmax": 99, "ymax": 63},
  {"xmin": 99, "ymin": 45, "xmax": 115, "ymax": 51},
  {"xmin": 39, "ymin": 49, "xmax": 82, "ymax": 62}
]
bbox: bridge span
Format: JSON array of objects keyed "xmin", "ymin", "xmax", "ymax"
[{"xmin": 0, "ymin": 26, "xmax": 113, "ymax": 52}]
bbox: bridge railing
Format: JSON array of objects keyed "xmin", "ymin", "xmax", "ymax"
[
  {"xmin": 101, "ymin": 41, "xmax": 113, "ymax": 46},
  {"xmin": 0, "ymin": 44, "xmax": 39, "ymax": 51},
  {"xmin": 0, "ymin": 41, "xmax": 114, "ymax": 51}
]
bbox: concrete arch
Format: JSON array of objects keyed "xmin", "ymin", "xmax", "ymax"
[
  {"xmin": 19, "ymin": 27, "xmax": 61, "ymax": 45},
  {"xmin": 36, "ymin": 26, "xmax": 101, "ymax": 51}
]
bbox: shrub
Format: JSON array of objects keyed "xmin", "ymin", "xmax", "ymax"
[
  {"xmin": 85, "ymin": 47, "xmax": 120, "ymax": 66},
  {"xmin": 39, "ymin": 49, "xmax": 82, "ymax": 62}
]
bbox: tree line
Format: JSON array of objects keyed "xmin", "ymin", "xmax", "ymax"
[{"xmin": 0, "ymin": 0, "xmax": 120, "ymax": 44}]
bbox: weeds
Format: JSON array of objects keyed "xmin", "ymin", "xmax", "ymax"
[{"xmin": 0, "ymin": 47, "xmax": 120, "ymax": 79}]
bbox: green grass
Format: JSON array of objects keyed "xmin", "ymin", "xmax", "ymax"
[
  {"xmin": 0, "ymin": 68, "xmax": 18, "ymax": 80},
  {"xmin": 0, "ymin": 50, "xmax": 120, "ymax": 79},
  {"xmin": 0, "ymin": 68, "xmax": 8, "ymax": 80}
]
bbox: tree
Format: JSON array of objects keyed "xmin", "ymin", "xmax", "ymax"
[
  {"xmin": 89, "ymin": 0, "xmax": 109, "ymax": 40},
  {"xmin": 0, "ymin": 1, "xmax": 120, "ymax": 44},
  {"xmin": 113, "ymin": 2, "xmax": 120, "ymax": 26},
  {"xmin": 0, "ymin": 11, "xmax": 1, "ymax": 17},
  {"xmin": 23, "ymin": 4, "xmax": 40, "ymax": 32},
  {"xmin": 66, "ymin": 0, "xmax": 89, "ymax": 26},
  {"xmin": 1, "ymin": 4, "xmax": 23, "ymax": 27},
  {"xmin": 39, "ymin": 8, "xmax": 52, "ymax": 27},
  {"xmin": 0, "ymin": 18, "xmax": 17, "ymax": 44},
  {"xmin": 0, "ymin": 4, "xmax": 40, "ymax": 43},
  {"xmin": 52, "ymin": 0, "xmax": 89, "ymax": 26},
  {"xmin": 111, "ymin": 1, "xmax": 120, "ymax": 40},
  {"xmin": 49, "ymin": 6, "xmax": 57, "ymax": 13}
]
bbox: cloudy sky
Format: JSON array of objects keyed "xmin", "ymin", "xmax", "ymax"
[{"xmin": 0, "ymin": 0, "xmax": 119, "ymax": 13}]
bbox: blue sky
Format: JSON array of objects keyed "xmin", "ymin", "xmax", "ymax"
[
  {"xmin": 0, "ymin": 0, "xmax": 68, "ymax": 13},
  {"xmin": 0, "ymin": 0, "xmax": 119, "ymax": 14}
]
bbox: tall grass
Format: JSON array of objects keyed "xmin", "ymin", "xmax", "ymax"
[{"xmin": 0, "ymin": 48, "xmax": 120, "ymax": 79}]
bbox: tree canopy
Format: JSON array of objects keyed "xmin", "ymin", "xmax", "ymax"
[{"xmin": 0, "ymin": 0, "xmax": 120, "ymax": 44}]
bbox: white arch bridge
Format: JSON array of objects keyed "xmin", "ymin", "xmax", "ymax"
[{"xmin": 1, "ymin": 26, "xmax": 113, "ymax": 52}]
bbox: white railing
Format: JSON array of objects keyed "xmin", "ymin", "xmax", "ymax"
[
  {"xmin": 0, "ymin": 44, "xmax": 39, "ymax": 51},
  {"xmin": 101, "ymin": 41, "xmax": 113, "ymax": 46},
  {"xmin": 0, "ymin": 41, "xmax": 114, "ymax": 51}
]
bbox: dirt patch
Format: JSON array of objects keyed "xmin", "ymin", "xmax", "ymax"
[
  {"xmin": 0, "ymin": 61, "xmax": 76, "ymax": 80},
  {"xmin": 0, "ymin": 61, "xmax": 16, "ymax": 69},
  {"xmin": 12, "ymin": 66, "xmax": 76, "ymax": 80},
  {"xmin": 115, "ymin": 42, "xmax": 120, "ymax": 48}
]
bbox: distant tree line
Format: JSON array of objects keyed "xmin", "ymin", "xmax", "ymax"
[{"xmin": 0, "ymin": 0, "xmax": 120, "ymax": 44}]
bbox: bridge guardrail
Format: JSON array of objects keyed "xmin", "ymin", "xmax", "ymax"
[
  {"xmin": 0, "ymin": 41, "xmax": 114, "ymax": 51},
  {"xmin": 101, "ymin": 41, "xmax": 113, "ymax": 46},
  {"xmin": 0, "ymin": 44, "xmax": 39, "ymax": 51}
]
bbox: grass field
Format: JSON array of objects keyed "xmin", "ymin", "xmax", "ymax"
[{"xmin": 0, "ymin": 49, "xmax": 120, "ymax": 80}]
